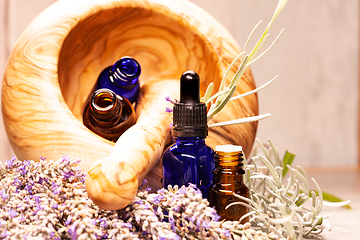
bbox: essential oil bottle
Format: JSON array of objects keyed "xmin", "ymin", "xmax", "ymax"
[
  {"xmin": 162, "ymin": 70, "xmax": 214, "ymax": 198},
  {"xmin": 209, "ymin": 145, "xmax": 249, "ymax": 223},
  {"xmin": 97, "ymin": 56, "xmax": 141, "ymax": 104},
  {"xmin": 83, "ymin": 88, "xmax": 136, "ymax": 142}
]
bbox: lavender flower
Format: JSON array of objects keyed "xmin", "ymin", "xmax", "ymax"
[
  {"xmin": 5, "ymin": 156, "xmax": 16, "ymax": 169},
  {"xmin": 165, "ymin": 96, "xmax": 179, "ymax": 105},
  {"xmin": 165, "ymin": 107, "xmax": 173, "ymax": 113},
  {"xmin": 0, "ymin": 190, "xmax": 8, "ymax": 200},
  {"xmin": 7, "ymin": 209, "xmax": 17, "ymax": 218},
  {"xmin": 0, "ymin": 155, "xmax": 275, "ymax": 240}
]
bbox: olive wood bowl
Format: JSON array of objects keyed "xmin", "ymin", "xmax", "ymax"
[{"xmin": 1, "ymin": 0, "xmax": 258, "ymax": 190}]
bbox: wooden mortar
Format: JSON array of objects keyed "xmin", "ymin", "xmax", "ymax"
[{"xmin": 1, "ymin": 0, "xmax": 258, "ymax": 192}]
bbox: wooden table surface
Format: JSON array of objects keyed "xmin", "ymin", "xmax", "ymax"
[{"xmin": 305, "ymin": 168, "xmax": 360, "ymax": 239}]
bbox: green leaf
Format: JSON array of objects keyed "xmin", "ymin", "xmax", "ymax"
[
  {"xmin": 282, "ymin": 151, "xmax": 295, "ymax": 178},
  {"xmin": 230, "ymin": 76, "xmax": 277, "ymax": 101},
  {"xmin": 258, "ymin": 154, "xmax": 280, "ymax": 186},
  {"xmin": 228, "ymin": 55, "xmax": 249, "ymax": 88},
  {"xmin": 205, "ymin": 87, "xmax": 230, "ymax": 105},
  {"xmin": 202, "ymin": 82, "xmax": 213, "ymax": 103},
  {"xmin": 207, "ymin": 84, "xmax": 237, "ymax": 120},
  {"xmin": 312, "ymin": 190, "xmax": 352, "ymax": 209},
  {"xmin": 243, "ymin": 20, "xmax": 262, "ymax": 52},
  {"xmin": 218, "ymin": 52, "xmax": 246, "ymax": 91}
]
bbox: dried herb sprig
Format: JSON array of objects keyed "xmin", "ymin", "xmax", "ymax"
[
  {"xmin": 0, "ymin": 156, "xmax": 281, "ymax": 240},
  {"xmin": 227, "ymin": 139, "xmax": 350, "ymax": 240},
  {"xmin": 0, "ymin": 156, "xmax": 137, "ymax": 239},
  {"xmin": 204, "ymin": 0, "xmax": 288, "ymax": 127},
  {"xmin": 136, "ymin": 184, "xmax": 279, "ymax": 240}
]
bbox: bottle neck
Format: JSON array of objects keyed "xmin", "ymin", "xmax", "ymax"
[
  {"xmin": 90, "ymin": 89, "xmax": 122, "ymax": 125},
  {"xmin": 213, "ymin": 151, "xmax": 245, "ymax": 183},
  {"xmin": 109, "ymin": 57, "xmax": 140, "ymax": 89},
  {"xmin": 174, "ymin": 136, "xmax": 206, "ymax": 140}
]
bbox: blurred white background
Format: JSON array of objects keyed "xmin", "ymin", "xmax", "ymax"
[{"xmin": 0, "ymin": 0, "xmax": 358, "ymax": 168}]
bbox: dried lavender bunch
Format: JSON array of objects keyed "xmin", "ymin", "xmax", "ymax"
[
  {"xmin": 136, "ymin": 184, "xmax": 281, "ymax": 240},
  {"xmin": 0, "ymin": 156, "xmax": 136, "ymax": 240},
  {"xmin": 0, "ymin": 146, "xmax": 344, "ymax": 240},
  {"xmin": 0, "ymin": 156, "xmax": 279, "ymax": 240}
]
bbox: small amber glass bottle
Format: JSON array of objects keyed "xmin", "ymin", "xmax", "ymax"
[
  {"xmin": 209, "ymin": 145, "xmax": 249, "ymax": 223},
  {"xmin": 83, "ymin": 88, "xmax": 136, "ymax": 142}
]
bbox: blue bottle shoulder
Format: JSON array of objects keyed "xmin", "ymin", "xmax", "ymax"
[
  {"xmin": 162, "ymin": 137, "xmax": 215, "ymax": 198},
  {"xmin": 97, "ymin": 66, "xmax": 140, "ymax": 104}
]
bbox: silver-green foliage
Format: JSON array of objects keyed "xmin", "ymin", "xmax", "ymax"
[
  {"xmin": 204, "ymin": 0, "xmax": 289, "ymax": 127},
  {"xmin": 231, "ymin": 139, "xmax": 332, "ymax": 240}
]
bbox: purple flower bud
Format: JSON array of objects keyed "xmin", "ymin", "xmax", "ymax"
[
  {"xmin": 0, "ymin": 229, "xmax": 8, "ymax": 238},
  {"xmin": 5, "ymin": 156, "xmax": 16, "ymax": 169},
  {"xmin": 165, "ymin": 97, "xmax": 179, "ymax": 105},
  {"xmin": 13, "ymin": 177, "xmax": 21, "ymax": 186},
  {"xmin": 8, "ymin": 209, "xmax": 17, "ymax": 218},
  {"xmin": 99, "ymin": 218, "xmax": 108, "ymax": 228},
  {"xmin": 178, "ymin": 186, "xmax": 187, "ymax": 195},
  {"xmin": 165, "ymin": 107, "xmax": 173, "ymax": 113},
  {"xmin": 139, "ymin": 179, "xmax": 149, "ymax": 190},
  {"xmin": 0, "ymin": 190, "xmax": 8, "ymax": 200},
  {"xmin": 122, "ymin": 222, "xmax": 132, "ymax": 229},
  {"xmin": 63, "ymin": 171, "xmax": 74, "ymax": 179},
  {"xmin": 35, "ymin": 205, "xmax": 43, "ymax": 212},
  {"xmin": 169, "ymin": 211, "xmax": 175, "ymax": 231},
  {"xmin": 70, "ymin": 229, "xmax": 77, "ymax": 240},
  {"xmin": 65, "ymin": 216, "xmax": 72, "ymax": 226},
  {"xmin": 223, "ymin": 229, "xmax": 231, "ymax": 238},
  {"xmin": 202, "ymin": 220, "xmax": 211, "ymax": 229},
  {"xmin": 33, "ymin": 195, "xmax": 40, "ymax": 203},
  {"xmin": 188, "ymin": 183, "xmax": 197, "ymax": 189},
  {"xmin": 172, "ymin": 205, "xmax": 181, "ymax": 212},
  {"xmin": 157, "ymin": 188, "xmax": 167, "ymax": 195}
]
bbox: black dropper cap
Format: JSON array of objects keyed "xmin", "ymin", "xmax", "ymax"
[{"xmin": 172, "ymin": 71, "xmax": 208, "ymax": 138}]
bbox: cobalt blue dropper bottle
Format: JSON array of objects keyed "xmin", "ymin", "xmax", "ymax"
[
  {"xmin": 162, "ymin": 70, "xmax": 215, "ymax": 198},
  {"xmin": 97, "ymin": 56, "xmax": 141, "ymax": 104}
]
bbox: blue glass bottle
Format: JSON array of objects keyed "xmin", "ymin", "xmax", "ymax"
[
  {"xmin": 97, "ymin": 56, "xmax": 141, "ymax": 104},
  {"xmin": 162, "ymin": 71, "xmax": 214, "ymax": 198}
]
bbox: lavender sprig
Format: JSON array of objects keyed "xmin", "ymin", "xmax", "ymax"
[
  {"xmin": 0, "ymin": 156, "xmax": 135, "ymax": 239},
  {"xmin": 0, "ymin": 157, "xmax": 276, "ymax": 239},
  {"xmin": 137, "ymin": 184, "xmax": 278, "ymax": 240}
]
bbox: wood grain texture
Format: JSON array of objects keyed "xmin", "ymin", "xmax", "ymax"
[
  {"xmin": 86, "ymin": 79, "xmax": 179, "ymax": 210},
  {"xmin": 3, "ymin": 0, "xmax": 359, "ymax": 169},
  {"xmin": 2, "ymin": 0, "xmax": 258, "ymax": 191}
]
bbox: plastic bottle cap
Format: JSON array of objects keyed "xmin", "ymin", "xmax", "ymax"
[
  {"xmin": 215, "ymin": 145, "xmax": 242, "ymax": 152},
  {"xmin": 172, "ymin": 71, "xmax": 208, "ymax": 138}
]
